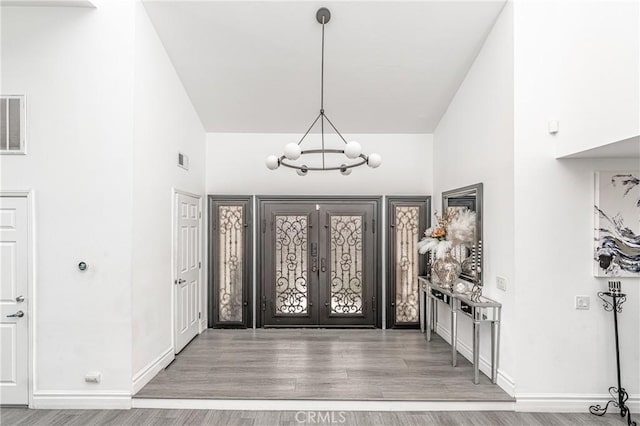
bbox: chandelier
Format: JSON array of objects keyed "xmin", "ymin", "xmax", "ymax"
[{"xmin": 265, "ymin": 7, "xmax": 382, "ymax": 176}]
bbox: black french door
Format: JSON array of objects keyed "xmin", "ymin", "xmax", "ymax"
[{"xmin": 261, "ymin": 200, "xmax": 378, "ymax": 327}]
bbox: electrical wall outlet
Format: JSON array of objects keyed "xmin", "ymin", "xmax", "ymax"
[
  {"xmin": 575, "ymin": 296, "xmax": 590, "ymax": 310},
  {"xmin": 85, "ymin": 372, "xmax": 101, "ymax": 383},
  {"xmin": 496, "ymin": 276, "xmax": 507, "ymax": 291}
]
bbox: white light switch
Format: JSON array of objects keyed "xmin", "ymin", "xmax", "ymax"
[
  {"xmin": 575, "ymin": 296, "xmax": 590, "ymax": 310},
  {"xmin": 548, "ymin": 120, "xmax": 559, "ymax": 134},
  {"xmin": 85, "ymin": 372, "xmax": 101, "ymax": 383},
  {"xmin": 496, "ymin": 276, "xmax": 507, "ymax": 291}
]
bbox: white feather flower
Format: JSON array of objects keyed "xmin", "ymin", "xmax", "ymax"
[
  {"xmin": 447, "ymin": 209, "xmax": 476, "ymax": 246},
  {"xmin": 417, "ymin": 237, "xmax": 439, "ymax": 254},
  {"xmin": 417, "ymin": 207, "xmax": 476, "ymax": 260}
]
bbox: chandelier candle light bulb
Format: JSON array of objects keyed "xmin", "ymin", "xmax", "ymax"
[
  {"xmin": 284, "ymin": 143, "xmax": 302, "ymax": 160},
  {"xmin": 265, "ymin": 7, "xmax": 382, "ymax": 175},
  {"xmin": 340, "ymin": 164, "xmax": 352, "ymax": 176},
  {"xmin": 265, "ymin": 155, "xmax": 280, "ymax": 170},
  {"xmin": 297, "ymin": 165, "xmax": 309, "ymax": 176},
  {"xmin": 344, "ymin": 141, "xmax": 362, "ymax": 159},
  {"xmin": 367, "ymin": 153, "xmax": 382, "ymax": 168}
]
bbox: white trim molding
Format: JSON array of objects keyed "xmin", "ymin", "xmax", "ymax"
[
  {"xmin": 32, "ymin": 391, "xmax": 131, "ymax": 410},
  {"xmin": 132, "ymin": 347, "xmax": 174, "ymax": 395},
  {"xmin": 435, "ymin": 324, "xmax": 516, "ymax": 397},
  {"xmin": 133, "ymin": 398, "xmax": 515, "ymax": 412},
  {"xmin": 515, "ymin": 393, "xmax": 640, "ymax": 413}
]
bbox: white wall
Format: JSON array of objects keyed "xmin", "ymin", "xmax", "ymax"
[
  {"xmin": 513, "ymin": 0, "xmax": 640, "ymax": 409},
  {"xmin": 433, "ymin": 3, "xmax": 515, "ymax": 395},
  {"xmin": 206, "ymin": 133, "xmax": 433, "ymax": 195},
  {"xmin": 0, "ymin": 3, "xmax": 135, "ymax": 405},
  {"xmin": 0, "ymin": 0, "xmax": 206, "ymax": 406},
  {"xmin": 533, "ymin": 0, "xmax": 639, "ymax": 158},
  {"xmin": 131, "ymin": 2, "xmax": 206, "ymax": 392}
]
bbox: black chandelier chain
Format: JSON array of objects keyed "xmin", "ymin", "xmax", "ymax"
[
  {"xmin": 292, "ymin": 11, "xmax": 350, "ymax": 170},
  {"xmin": 321, "ymin": 14, "xmax": 325, "ymax": 113}
]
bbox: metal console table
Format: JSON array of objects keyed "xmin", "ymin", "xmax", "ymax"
[
  {"xmin": 419, "ymin": 276, "xmax": 502, "ymax": 385},
  {"xmin": 420, "ymin": 278, "xmax": 457, "ymax": 365}
]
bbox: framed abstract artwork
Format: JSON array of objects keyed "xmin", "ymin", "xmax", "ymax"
[{"xmin": 594, "ymin": 171, "xmax": 640, "ymax": 277}]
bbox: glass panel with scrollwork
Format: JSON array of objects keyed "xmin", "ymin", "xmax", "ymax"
[
  {"xmin": 275, "ymin": 215, "xmax": 308, "ymax": 314},
  {"xmin": 395, "ymin": 206, "xmax": 420, "ymax": 323},
  {"xmin": 330, "ymin": 215, "xmax": 363, "ymax": 314},
  {"xmin": 218, "ymin": 205, "xmax": 244, "ymax": 322}
]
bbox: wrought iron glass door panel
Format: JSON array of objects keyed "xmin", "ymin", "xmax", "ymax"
[
  {"xmin": 209, "ymin": 196, "xmax": 252, "ymax": 328},
  {"xmin": 318, "ymin": 205, "xmax": 375, "ymax": 326},
  {"xmin": 386, "ymin": 197, "xmax": 430, "ymax": 328},
  {"xmin": 262, "ymin": 201, "xmax": 377, "ymax": 327},
  {"xmin": 264, "ymin": 204, "xmax": 319, "ymax": 326}
]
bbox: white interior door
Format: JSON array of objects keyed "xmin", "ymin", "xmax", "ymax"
[
  {"xmin": 0, "ymin": 196, "xmax": 29, "ymax": 405},
  {"xmin": 175, "ymin": 192, "xmax": 200, "ymax": 353}
]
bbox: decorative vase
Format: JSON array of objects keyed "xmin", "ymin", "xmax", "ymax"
[{"xmin": 433, "ymin": 253, "xmax": 461, "ymax": 290}]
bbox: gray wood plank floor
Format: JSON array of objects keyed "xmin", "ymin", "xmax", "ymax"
[
  {"xmin": 1, "ymin": 408, "xmax": 632, "ymax": 426},
  {"xmin": 136, "ymin": 329, "xmax": 512, "ymax": 401}
]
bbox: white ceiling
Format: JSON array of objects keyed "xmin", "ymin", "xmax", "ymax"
[{"xmin": 143, "ymin": 0, "xmax": 506, "ymax": 133}]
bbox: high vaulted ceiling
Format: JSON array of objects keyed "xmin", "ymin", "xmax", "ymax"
[{"xmin": 143, "ymin": 0, "xmax": 506, "ymax": 133}]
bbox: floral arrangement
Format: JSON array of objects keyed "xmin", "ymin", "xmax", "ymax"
[{"xmin": 417, "ymin": 208, "xmax": 476, "ymax": 260}]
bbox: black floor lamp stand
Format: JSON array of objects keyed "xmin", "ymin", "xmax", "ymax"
[{"xmin": 589, "ymin": 282, "xmax": 636, "ymax": 426}]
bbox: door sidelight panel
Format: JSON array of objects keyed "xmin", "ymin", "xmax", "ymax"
[{"xmin": 386, "ymin": 197, "xmax": 430, "ymax": 328}]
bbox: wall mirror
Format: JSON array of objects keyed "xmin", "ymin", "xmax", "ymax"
[{"xmin": 442, "ymin": 183, "xmax": 483, "ymax": 287}]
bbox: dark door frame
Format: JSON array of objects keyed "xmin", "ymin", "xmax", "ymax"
[
  {"xmin": 208, "ymin": 195, "xmax": 253, "ymax": 328},
  {"xmin": 386, "ymin": 196, "xmax": 431, "ymax": 329},
  {"xmin": 256, "ymin": 196, "xmax": 383, "ymax": 328}
]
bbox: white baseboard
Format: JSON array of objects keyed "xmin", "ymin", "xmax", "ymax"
[
  {"xmin": 133, "ymin": 398, "xmax": 515, "ymax": 412},
  {"xmin": 516, "ymin": 393, "xmax": 640, "ymax": 413},
  {"xmin": 199, "ymin": 319, "xmax": 207, "ymax": 333},
  {"xmin": 435, "ymin": 324, "xmax": 516, "ymax": 397},
  {"xmin": 132, "ymin": 347, "xmax": 174, "ymax": 395},
  {"xmin": 32, "ymin": 391, "xmax": 131, "ymax": 409}
]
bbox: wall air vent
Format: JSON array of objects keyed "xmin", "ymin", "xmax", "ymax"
[
  {"xmin": 178, "ymin": 152, "xmax": 189, "ymax": 170},
  {"xmin": 0, "ymin": 95, "xmax": 26, "ymax": 154}
]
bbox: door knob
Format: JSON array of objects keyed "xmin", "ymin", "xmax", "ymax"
[
  {"xmin": 6, "ymin": 310, "xmax": 24, "ymax": 318},
  {"xmin": 174, "ymin": 278, "xmax": 186, "ymax": 285},
  {"xmin": 16, "ymin": 295, "xmax": 24, "ymax": 303}
]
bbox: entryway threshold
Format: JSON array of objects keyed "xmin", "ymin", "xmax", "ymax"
[{"xmin": 132, "ymin": 398, "xmax": 515, "ymax": 412}]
